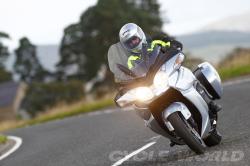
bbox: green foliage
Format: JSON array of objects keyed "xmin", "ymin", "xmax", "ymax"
[
  {"xmin": 0, "ymin": 31, "xmax": 12, "ymax": 82},
  {"xmin": 14, "ymin": 37, "xmax": 48, "ymax": 83},
  {"xmin": 219, "ymin": 65, "xmax": 250, "ymax": 80},
  {"xmin": 0, "ymin": 98, "xmax": 114, "ymax": 131},
  {"xmin": 0, "ymin": 135, "xmax": 7, "ymax": 144},
  {"xmin": 0, "ymin": 67, "xmax": 12, "ymax": 83},
  {"xmin": 0, "ymin": 32, "xmax": 10, "ymax": 39},
  {"xmin": 57, "ymin": 0, "xmax": 163, "ymax": 81},
  {"xmin": 218, "ymin": 48, "xmax": 250, "ymax": 80},
  {"xmin": 22, "ymin": 98, "xmax": 114, "ymax": 126},
  {"xmin": 183, "ymin": 54, "xmax": 203, "ymax": 71},
  {"xmin": 21, "ymin": 81, "xmax": 85, "ymax": 116},
  {"xmin": 0, "ymin": 32, "xmax": 10, "ymax": 65},
  {"xmin": 0, "ymin": 42, "xmax": 9, "ymax": 67}
]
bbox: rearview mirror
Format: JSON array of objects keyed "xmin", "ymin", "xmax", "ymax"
[{"xmin": 173, "ymin": 53, "xmax": 185, "ymax": 70}]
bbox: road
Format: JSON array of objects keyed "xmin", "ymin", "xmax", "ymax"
[{"xmin": 2, "ymin": 78, "xmax": 250, "ymax": 166}]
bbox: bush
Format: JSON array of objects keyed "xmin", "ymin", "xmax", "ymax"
[
  {"xmin": 21, "ymin": 81, "xmax": 85, "ymax": 116},
  {"xmin": 218, "ymin": 48, "xmax": 250, "ymax": 69},
  {"xmin": 0, "ymin": 68, "xmax": 12, "ymax": 83},
  {"xmin": 218, "ymin": 48, "xmax": 250, "ymax": 80},
  {"xmin": 0, "ymin": 135, "xmax": 7, "ymax": 144},
  {"xmin": 183, "ymin": 56, "xmax": 203, "ymax": 71}
]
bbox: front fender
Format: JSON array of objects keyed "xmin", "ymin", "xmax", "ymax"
[{"xmin": 162, "ymin": 102, "xmax": 192, "ymax": 121}]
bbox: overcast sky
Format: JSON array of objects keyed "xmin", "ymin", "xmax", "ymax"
[{"xmin": 1, "ymin": 0, "xmax": 250, "ymax": 49}]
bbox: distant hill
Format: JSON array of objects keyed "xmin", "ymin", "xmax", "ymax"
[
  {"xmin": 177, "ymin": 31, "xmax": 250, "ymax": 63},
  {"xmin": 177, "ymin": 11, "xmax": 250, "ymax": 64},
  {"xmin": 202, "ymin": 11, "xmax": 250, "ymax": 32},
  {"xmin": 218, "ymin": 48, "xmax": 250, "ymax": 68},
  {"xmin": 178, "ymin": 31, "xmax": 250, "ymax": 48}
]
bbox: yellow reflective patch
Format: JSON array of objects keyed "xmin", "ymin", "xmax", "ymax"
[
  {"xmin": 148, "ymin": 40, "xmax": 170, "ymax": 51},
  {"xmin": 127, "ymin": 55, "xmax": 140, "ymax": 69}
]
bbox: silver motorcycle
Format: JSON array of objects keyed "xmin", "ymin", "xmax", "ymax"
[{"xmin": 114, "ymin": 46, "xmax": 222, "ymax": 154}]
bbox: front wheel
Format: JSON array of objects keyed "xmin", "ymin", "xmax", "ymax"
[{"xmin": 168, "ymin": 112, "xmax": 206, "ymax": 154}]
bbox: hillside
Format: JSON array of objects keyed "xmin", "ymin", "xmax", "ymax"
[
  {"xmin": 202, "ymin": 11, "xmax": 250, "ymax": 32},
  {"xmin": 219, "ymin": 48, "xmax": 250, "ymax": 68},
  {"xmin": 218, "ymin": 48, "xmax": 250, "ymax": 80},
  {"xmin": 176, "ymin": 11, "xmax": 250, "ymax": 64},
  {"xmin": 177, "ymin": 31, "xmax": 250, "ymax": 48}
]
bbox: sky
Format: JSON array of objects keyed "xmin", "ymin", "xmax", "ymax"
[{"xmin": 1, "ymin": 0, "xmax": 250, "ymax": 50}]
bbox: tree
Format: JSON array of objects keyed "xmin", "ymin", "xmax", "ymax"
[
  {"xmin": 0, "ymin": 32, "xmax": 9, "ymax": 67},
  {"xmin": 57, "ymin": 0, "xmax": 165, "ymax": 81},
  {"xmin": 14, "ymin": 37, "xmax": 48, "ymax": 83},
  {"xmin": 0, "ymin": 31, "xmax": 12, "ymax": 83}
]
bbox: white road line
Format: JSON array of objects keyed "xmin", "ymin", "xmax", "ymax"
[
  {"xmin": 145, "ymin": 135, "xmax": 161, "ymax": 142},
  {"xmin": 87, "ymin": 108, "xmax": 132, "ymax": 117},
  {"xmin": 0, "ymin": 136, "xmax": 22, "ymax": 161},
  {"xmin": 223, "ymin": 77, "xmax": 250, "ymax": 87},
  {"xmin": 111, "ymin": 141, "xmax": 156, "ymax": 166}
]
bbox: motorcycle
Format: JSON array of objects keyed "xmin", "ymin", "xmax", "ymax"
[{"xmin": 114, "ymin": 45, "xmax": 222, "ymax": 154}]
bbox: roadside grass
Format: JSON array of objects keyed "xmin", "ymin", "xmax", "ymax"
[
  {"xmin": 0, "ymin": 98, "xmax": 114, "ymax": 132},
  {"xmin": 25, "ymin": 98, "xmax": 114, "ymax": 126},
  {"xmin": 218, "ymin": 48, "xmax": 250, "ymax": 81},
  {"xmin": 219, "ymin": 64, "xmax": 250, "ymax": 81},
  {"xmin": 0, "ymin": 135, "xmax": 7, "ymax": 144}
]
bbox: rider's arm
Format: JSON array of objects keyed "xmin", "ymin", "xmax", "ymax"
[
  {"xmin": 107, "ymin": 43, "xmax": 133, "ymax": 82},
  {"xmin": 148, "ymin": 37, "xmax": 183, "ymax": 53}
]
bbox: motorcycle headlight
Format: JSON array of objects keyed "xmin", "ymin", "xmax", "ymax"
[
  {"xmin": 153, "ymin": 71, "xmax": 169, "ymax": 90},
  {"xmin": 135, "ymin": 87, "xmax": 154, "ymax": 101}
]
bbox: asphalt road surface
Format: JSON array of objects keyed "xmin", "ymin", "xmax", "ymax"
[{"xmin": 2, "ymin": 78, "xmax": 250, "ymax": 166}]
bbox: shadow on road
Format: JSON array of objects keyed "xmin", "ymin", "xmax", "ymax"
[{"xmin": 122, "ymin": 133, "xmax": 250, "ymax": 166}]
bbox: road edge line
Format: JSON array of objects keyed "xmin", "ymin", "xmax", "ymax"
[
  {"xmin": 0, "ymin": 136, "xmax": 22, "ymax": 161},
  {"xmin": 223, "ymin": 77, "xmax": 250, "ymax": 87}
]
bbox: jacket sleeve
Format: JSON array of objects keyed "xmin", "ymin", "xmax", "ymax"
[{"xmin": 107, "ymin": 43, "xmax": 133, "ymax": 82}]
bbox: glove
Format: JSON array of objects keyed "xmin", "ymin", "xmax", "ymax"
[{"xmin": 161, "ymin": 36, "xmax": 183, "ymax": 51}]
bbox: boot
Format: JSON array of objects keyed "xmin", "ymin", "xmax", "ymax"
[{"xmin": 209, "ymin": 101, "xmax": 222, "ymax": 114}]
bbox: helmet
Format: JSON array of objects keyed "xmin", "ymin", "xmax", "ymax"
[{"xmin": 119, "ymin": 23, "xmax": 147, "ymax": 54}]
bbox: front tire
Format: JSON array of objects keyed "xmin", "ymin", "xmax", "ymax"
[{"xmin": 168, "ymin": 112, "xmax": 206, "ymax": 154}]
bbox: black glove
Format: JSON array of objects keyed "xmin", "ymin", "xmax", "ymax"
[{"xmin": 161, "ymin": 36, "xmax": 183, "ymax": 51}]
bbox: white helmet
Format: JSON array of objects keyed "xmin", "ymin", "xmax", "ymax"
[{"xmin": 119, "ymin": 23, "xmax": 147, "ymax": 54}]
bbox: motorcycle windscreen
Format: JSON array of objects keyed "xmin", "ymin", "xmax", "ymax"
[{"xmin": 130, "ymin": 45, "xmax": 160, "ymax": 77}]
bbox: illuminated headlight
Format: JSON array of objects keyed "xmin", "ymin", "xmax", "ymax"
[
  {"xmin": 135, "ymin": 87, "xmax": 154, "ymax": 101},
  {"xmin": 153, "ymin": 71, "xmax": 169, "ymax": 89}
]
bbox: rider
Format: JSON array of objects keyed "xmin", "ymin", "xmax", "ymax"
[
  {"xmin": 108, "ymin": 23, "xmax": 183, "ymax": 82},
  {"xmin": 119, "ymin": 23, "xmax": 183, "ymax": 70},
  {"xmin": 107, "ymin": 23, "xmax": 221, "ymax": 113}
]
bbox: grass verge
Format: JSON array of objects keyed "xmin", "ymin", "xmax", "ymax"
[
  {"xmin": 0, "ymin": 98, "xmax": 114, "ymax": 132},
  {"xmin": 25, "ymin": 98, "xmax": 114, "ymax": 126},
  {"xmin": 219, "ymin": 64, "xmax": 250, "ymax": 81},
  {"xmin": 0, "ymin": 135, "xmax": 7, "ymax": 144}
]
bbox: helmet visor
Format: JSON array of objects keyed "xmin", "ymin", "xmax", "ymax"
[{"xmin": 124, "ymin": 36, "xmax": 141, "ymax": 50}]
